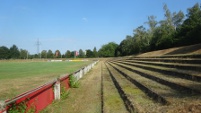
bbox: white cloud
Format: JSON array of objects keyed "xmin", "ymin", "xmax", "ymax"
[{"xmin": 82, "ymin": 17, "xmax": 88, "ymax": 22}]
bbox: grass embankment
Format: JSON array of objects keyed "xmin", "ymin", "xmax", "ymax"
[{"xmin": 0, "ymin": 60, "xmax": 93, "ymax": 100}]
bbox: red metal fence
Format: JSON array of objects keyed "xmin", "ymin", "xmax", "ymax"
[{"xmin": 0, "ymin": 61, "xmax": 98, "ymax": 113}]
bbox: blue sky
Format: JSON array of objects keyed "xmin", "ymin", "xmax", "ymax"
[{"xmin": 0, "ymin": 0, "xmax": 200, "ymax": 54}]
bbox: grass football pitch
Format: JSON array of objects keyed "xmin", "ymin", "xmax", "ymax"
[{"xmin": 0, "ymin": 60, "xmax": 93, "ymax": 100}]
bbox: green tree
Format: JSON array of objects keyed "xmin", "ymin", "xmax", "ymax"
[
  {"xmin": 133, "ymin": 26, "xmax": 149, "ymax": 53},
  {"xmin": 65, "ymin": 50, "xmax": 71, "ymax": 58},
  {"xmin": 86, "ymin": 49, "xmax": 94, "ymax": 58},
  {"xmin": 41, "ymin": 50, "xmax": 47, "ymax": 58},
  {"xmin": 93, "ymin": 47, "xmax": 98, "ymax": 58},
  {"xmin": 98, "ymin": 42, "xmax": 118, "ymax": 57},
  {"xmin": 10, "ymin": 45, "xmax": 20, "ymax": 59},
  {"xmin": 117, "ymin": 35, "xmax": 134, "ymax": 56},
  {"xmin": 150, "ymin": 4, "xmax": 178, "ymax": 50},
  {"xmin": 78, "ymin": 49, "xmax": 85, "ymax": 58},
  {"xmin": 172, "ymin": 11, "xmax": 184, "ymax": 29},
  {"xmin": 47, "ymin": 50, "xmax": 53, "ymax": 58},
  {"xmin": 176, "ymin": 3, "xmax": 201, "ymax": 45},
  {"xmin": 146, "ymin": 15, "xmax": 157, "ymax": 33},
  {"xmin": 19, "ymin": 49, "xmax": 28, "ymax": 59},
  {"xmin": 70, "ymin": 51, "xmax": 75, "ymax": 58},
  {"xmin": 0, "ymin": 46, "xmax": 10, "ymax": 59},
  {"xmin": 54, "ymin": 50, "xmax": 61, "ymax": 58}
]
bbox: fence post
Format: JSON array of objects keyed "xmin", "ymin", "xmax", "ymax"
[
  {"xmin": 0, "ymin": 101, "xmax": 6, "ymax": 113},
  {"xmin": 54, "ymin": 78, "xmax": 60, "ymax": 100},
  {"xmin": 79, "ymin": 69, "xmax": 82, "ymax": 78}
]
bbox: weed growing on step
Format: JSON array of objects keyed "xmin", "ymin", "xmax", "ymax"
[
  {"xmin": 61, "ymin": 87, "xmax": 70, "ymax": 100},
  {"xmin": 69, "ymin": 74, "xmax": 80, "ymax": 88},
  {"xmin": 8, "ymin": 101, "xmax": 35, "ymax": 113}
]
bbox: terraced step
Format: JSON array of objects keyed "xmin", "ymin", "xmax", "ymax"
[
  {"xmin": 101, "ymin": 62, "xmax": 128, "ymax": 113},
  {"xmin": 104, "ymin": 63, "xmax": 135, "ymax": 113},
  {"xmin": 111, "ymin": 61, "xmax": 201, "ymax": 94},
  {"xmin": 108, "ymin": 62, "xmax": 171, "ymax": 105},
  {"xmin": 128, "ymin": 57, "xmax": 201, "ymax": 64},
  {"xmin": 115, "ymin": 60, "xmax": 201, "ymax": 82},
  {"xmin": 136, "ymin": 54, "xmax": 201, "ymax": 58},
  {"xmin": 124, "ymin": 59, "xmax": 201, "ymax": 72},
  {"xmin": 109, "ymin": 61, "xmax": 200, "ymax": 109},
  {"xmin": 105, "ymin": 63, "xmax": 166, "ymax": 113}
]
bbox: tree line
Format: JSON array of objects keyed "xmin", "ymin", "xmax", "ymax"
[
  {"xmin": 1, "ymin": 3, "xmax": 200, "ymax": 59},
  {"xmin": 114, "ymin": 3, "xmax": 201, "ymax": 56},
  {"xmin": 0, "ymin": 45, "xmax": 99, "ymax": 59}
]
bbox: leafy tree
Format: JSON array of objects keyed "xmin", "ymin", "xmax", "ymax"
[
  {"xmin": 47, "ymin": 50, "xmax": 53, "ymax": 58},
  {"xmin": 20, "ymin": 49, "xmax": 28, "ymax": 59},
  {"xmin": 93, "ymin": 47, "xmax": 98, "ymax": 58},
  {"xmin": 10, "ymin": 45, "xmax": 20, "ymax": 59},
  {"xmin": 54, "ymin": 50, "xmax": 61, "ymax": 58},
  {"xmin": 78, "ymin": 49, "xmax": 85, "ymax": 58},
  {"xmin": 70, "ymin": 51, "xmax": 75, "ymax": 58},
  {"xmin": 86, "ymin": 49, "xmax": 94, "ymax": 58},
  {"xmin": 98, "ymin": 42, "xmax": 118, "ymax": 57},
  {"xmin": 41, "ymin": 50, "xmax": 47, "ymax": 58},
  {"xmin": 34, "ymin": 54, "xmax": 39, "ymax": 58},
  {"xmin": 0, "ymin": 46, "xmax": 10, "ymax": 59},
  {"xmin": 117, "ymin": 35, "xmax": 134, "ymax": 56},
  {"xmin": 150, "ymin": 4, "xmax": 178, "ymax": 50},
  {"xmin": 172, "ymin": 11, "xmax": 184, "ymax": 29},
  {"xmin": 176, "ymin": 3, "xmax": 201, "ymax": 45},
  {"xmin": 146, "ymin": 16, "xmax": 157, "ymax": 33},
  {"xmin": 65, "ymin": 50, "xmax": 71, "ymax": 58},
  {"xmin": 115, "ymin": 3, "xmax": 200, "ymax": 57},
  {"xmin": 133, "ymin": 26, "xmax": 149, "ymax": 53}
]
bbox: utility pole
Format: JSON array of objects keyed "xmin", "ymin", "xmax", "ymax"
[{"xmin": 36, "ymin": 39, "xmax": 41, "ymax": 59}]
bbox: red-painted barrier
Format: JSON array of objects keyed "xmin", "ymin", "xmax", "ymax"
[
  {"xmin": 60, "ymin": 75, "xmax": 70, "ymax": 90},
  {"xmin": 3, "ymin": 80, "xmax": 55, "ymax": 113},
  {"xmin": 0, "ymin": 61, "xmax": 98, "ymax": 113},
  {"xmin": 0, "ymin": 73, "xmax": 72, "ymax": 113}
]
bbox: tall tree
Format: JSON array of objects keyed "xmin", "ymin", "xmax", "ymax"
[
  {"xmin": 150, "ymin": 4, "xmax": 177, "ymax": 50},
  {"xmin": 177, "ymin": 3, "xmax": 201, "ymax": 45},
  {"xmin": 117, "ymin": 35, "xmax": 134, "ymax": 56},
  {"xmin": 93, "ymin": 47, "xmax": 98, "ymax": 58},
  {"xmin": 78, "ymin": 49, "xmax": 85, "ymax": 58},
  {"xmin": 172, "ymin": 11, "xmax": 184, "ymax": 29},
  {"xmin": 70, "ymin": 51, "xmax": 75, "ymax": 58},
  {"xmin": 146, "ymin": 16, "xmax": 157, "ymax": 32},
  {"xmin": 134, "ymin": 26, "xmax": 150, "ymax": 53},
  {"xmin": 65, "ymin": 50, "xmax": 71, "ymax": 58},
  {"xmin": 54, "ymin": 50, "xmax": 61, "ymax": 58},
  {"xmin": 41, "ymin": 50, "xmax": 47, "ymax": 58},
  {"xmin": 10, "ymin": 45, "xmax": 20, "ymax": 59},
  {"xmin": 86, "ymin": 49, "xmax": 94, "ymax": 58},
  {"xmin": 98, "ymin": 42, "xmax": 118, "ymax": 57},
  {"xmin": 0, "ymin": 46, "xmax": 10, "ymax": 59},
  {"xmin": 47, "ymin": 50, "xmax": 53, "ymax": 58},
  {"xmin": 20, "ymin": 49, "xmax": 28, "ymax": 59}
]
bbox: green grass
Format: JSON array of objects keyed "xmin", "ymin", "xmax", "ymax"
[
  {"xmin": 0, "ymin": 60, "xmax": 93, "ymax": 100},
  {"xmin": 0, "ymin": 61, "xmax": 92, "ymax": 79}
]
